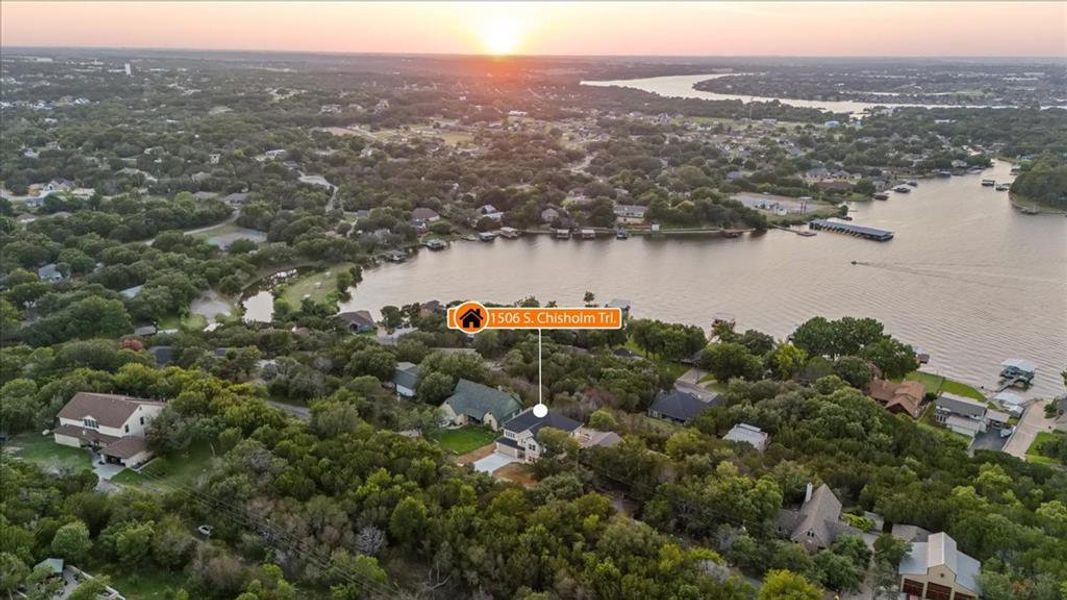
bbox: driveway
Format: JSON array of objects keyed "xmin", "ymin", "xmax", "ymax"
[
  {"xmin": 1003, "ymin": 398, "xmax": 1053, "ymax": 459},
  {"xmin": 268, "ymin": 400, "xmax": 311, "ymax": 421},
  {"xmin": 472, "ymin": 452, "xmax": 518, "ymax": 474}
]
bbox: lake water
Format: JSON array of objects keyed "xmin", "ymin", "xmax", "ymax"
[
  {"xmin": 581, "ymin": 73, "xmax": 1066, "ymax": 114},
  {"xmin": 327, "ymin": 160, "xmax": 1066, "ymax": 397}
]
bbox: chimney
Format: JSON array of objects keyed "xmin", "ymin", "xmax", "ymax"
[{"xmin": 804, "ymin": 482, "xmax": 814, "ymax": 504}]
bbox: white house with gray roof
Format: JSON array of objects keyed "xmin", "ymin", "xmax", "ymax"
[
  {"xmin": 495, "ymin": 408, "xmax": 582, "ymax": 462},
  {"xmin": 934, "ymin": 393, "xmax": 989, "ymax": 438},
  {"xmin": 898, "ymin": 532, "xmax": 980, "ymax": 600},
  {"xmin": 722, "ymin": 423, "xmax": 770, "ymax": 452}
]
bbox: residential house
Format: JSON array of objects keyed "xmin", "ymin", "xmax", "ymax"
[
  {"xmin": 647, "ymin": 389, "xmax": 713, "ymax": 425},
  {"xmin": 776, "ymin": 483, "xmax": 859, "ymax": 552},
  {"xmin": 411, "ymin": 207, "xmax": 440, "ymax": 223},
  {"xmin": 419, "ymin": 300, "xmax": 444, "ymax": 317},
  {"xmin": 898, "ymin": 532, "xmax": 981, "ymax": 600},
  {"xmin": 440, "ymin": 379, "xmax": 523, "ymax": 432},
  {"xmin": 934, "ymin": 393, "xmax": 989, "ymax": 438},
  {"xmin": 540, "ymin": 207, "xmax": 561, "ymax": 224},
  {"xmin": 337, "ymin": 310, "xmax": 376, "ymax": 333},
  {"xmin": 37, "ymin": 263, "xmax": 63, "ymax": 282},
  {"xmin": 576, "ymin": 428, "xmax": 623, "ymax": 449},
  {"xmin": 477, "ymin": 204, "xmax": 504, "ymax": 221},
  {"xmin": 613, "ymin": 204, "xmax": 648, "ymax": 225},
  {"xmin": 133, "ymin": 325, "xmax": 157, "ymax": 337},
  {"xmin": 53, "ymin": 392, "xmax": 166, "ymax": 467},
  {"xmin": 868, "ymin": 378, "xmax": 926, "ymax": 418},
  {"xmin": 147, "ymin": 346, "xmax": 177, "ymax": 366},
  {"xmin": 119, "ymin": 285, "xmax": 144, "ymax": 300},
  {"xmin": 495, "ymin": 408, "xmax": 582, "ymax": 462},
  {"xmin": 722, "ymin": 423, "xmax": 770, "ymax": 452},
  {"xmin": 392, "ymin": 362, "xmax": 419, "ymax": 398}
]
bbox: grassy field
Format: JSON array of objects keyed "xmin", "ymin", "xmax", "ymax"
[
  {"xmin": 430, "ymin": 427, "xmax": 498, "ymax": 454},
  {"xmin": 279, "ymin": 263, "xmax": 353, "ymax": 306},
  {"xmin": 7, "ymin": 433, "xmax": 92, "ymax": 473},
  {"xmin": 101, "ymin": 565, "xmax": 189, "ymax": 600},
  {"xmin": 905, "ymin": 371, "xmax": 985, "ymax": 401},
  {"xmin": 111, "ymin": 443, "xmax": 216, "ymax": 489},
  {"xmin": 1026, "ymin": 431, "xmax": 1065, "ymax": 466}
]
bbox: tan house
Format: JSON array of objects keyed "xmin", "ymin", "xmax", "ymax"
[
  {"xmin": 869, "ymin": 379, "xmax": 926, "ymax": 418},
  {"xmin": 439, "ymin": 379, "xmax": 522, "ymax": 432},
  {"xmin": 53, "ymin": 392, "xmax": 166, "ymax": 467},
  {"xmin": 776, "ymin": 483, "xmax": 860, "ymax": 552},
  {"xmin": 899, "ymin": 532, "xmax": 981, "ymax": 600}
]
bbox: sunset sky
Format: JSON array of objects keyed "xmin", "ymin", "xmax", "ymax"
[{"xmin": 2, "ymin": 2, "xmax": 1064, "ymax": 57}]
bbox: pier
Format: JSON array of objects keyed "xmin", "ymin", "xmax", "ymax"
[{"xmin": 809, "ymin": 219, "xmax": 894, "ymax": 241}]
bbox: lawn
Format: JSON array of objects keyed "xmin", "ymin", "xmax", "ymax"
[
  {"xmin": 157, "ymin": 312, "xmax": 208, "ymax": 332},
  {"xmin": 279, "ymin": 263, "xmax": 353, "ymax": 306},
  {"xmin": 430, "ymin": 427, "xmax": 498, "ymax": 454},
  {"xmin": 622, "ymin": 339, "xmax": 689, "ymax": 380},
  {"xmin": 697, "ymin": 374, "xmax": 730, "ymax": 394},
  {"xmin": 111, "ymin": 442, "xmax": 216, "ymax": 489},
  {"xmin": 1026, "ymin": 431, "xmax": 1065, "ymax": 466},
  {"xmin": 100, "ymin": 565, "xmax": 189, "ymax": 600},
  {"xmin": 905, "ymin": 371, "xmax": 985, "ymax": 401},
  {"xmin": 7, "ymin": 433, "xmax": 92, "ymax": 473}
]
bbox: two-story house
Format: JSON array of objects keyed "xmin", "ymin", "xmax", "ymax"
[
  {"xmin": 934, "ymin": 393, "xmax": 990, "ymax": 438},
  {"xmin": 53, "ymin": 392, "xmax": 166, "ymax": 467},
  {"xmin": 495, "ymin": 408, "xmax": 582, "ymax": 463},
  {"xmin": 899, "ymin": 532, "xmax": 981, "ymax": 600}
]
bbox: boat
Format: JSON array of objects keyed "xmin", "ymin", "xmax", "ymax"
[
  {"xmin": 798, "ymin": 230, "xmax": 817, "ymax": 237},
  {"xmin": 460, "ymin": 234, "xmax": 478, "ymax": 242},
  {"xmin": 893, "ymin": 185, "xmax": 911, "ymax": 193},
  {"xmin": 580, "ymin": 228, "xmax": 596, "ymax": 240},
  {"xmin": 615, "ymin": 229, "xmax": 629, "ymax": 240},
  {"xmin": 981, "ymin": 179, "xmax": 996, "ymax": 187},
  {"xmin": 723, "ymin": 231, "xmax": 741, "ymax": 238},
  {"xmin": 424, "ymin": 238, "xmax": 447, "ymax": 251},
  {"xmin": 478, "ymin": 231, "xmax": 497, "ymax": 242},
  {"xmin": 553, "ymin": 228, "xmax": 571, "ymax": 239},
  {"xmin": 906, "ymin": 180, "xmax": 918, "ymax": 187},
  {"xmin": 994, "ymin": 184, "xmax": 1010, "ymax": 191},
  {"xmin": 384, "ymin": 250, "xmax": 407, "ymax": 263},
  {"xmin": 872, "ymin": 192, "xmax": 889, "ymax": 201},
  {"xmin": 1021, "ymin": 206, "xmax": 1039, "ymax": 215},
  {"xmin": 936, "ymin": 170, "xmax": 952, "ymax": 177},
  {"xmin": 498, "ymin": 227, "xmax": 520, "ymax": 239}
]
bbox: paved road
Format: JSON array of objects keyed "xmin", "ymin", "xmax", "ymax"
[
  {"xmin": 268, "ymin": 400, "xmax": 311, "ymax": 421},
  {"xmin": 1003, "ymin": 398, "xmax": 1053, "ymax": 459},
  {"xmin": 145, "ymin": 212, "xmax": 239, "ymax": 246}
]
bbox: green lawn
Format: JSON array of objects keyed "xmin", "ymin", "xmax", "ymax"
[
  {"xmin": 905, "ymin": 371, "xmax": 985, "ymax": 401},
  {"xmin": 430, "ymin": 427, "xmax": 498, "ymax": 454},
  {"xmin": 7, "ymin": 433, "xmax": 92, "ymax": 473},
  {"xmin": 111, "ymin": 443, "xmax": 215, "ymax": 489},
  {"xmin": 697, "ymin": 374, "xmax": 730, "ymax": 394},
  {"xmin": 100, "ymin": 565, "xmax": 189, "ymax": 600},
  {"xmin": 279, "ymin": 263, "xmax": 353, "ymax": 306},
  {"xmin": 157, "ymin": 312, "xmax": 208, "ymax": 332},
  {"xmin": 1026, "ymin": 431, "xmax": 1065, "ymax": 466},
  {"xmin": 622, "ymin": 339, "xmax": 689, "ymax": 380}
]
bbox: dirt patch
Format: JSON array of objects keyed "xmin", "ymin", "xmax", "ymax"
[
  {"xmin": 494, "ymin": 463, "xmax": 538, "ymax": 487},
  {"xmin": 454, "ymin": 443, "xmax": 495, "ymax": 466}
]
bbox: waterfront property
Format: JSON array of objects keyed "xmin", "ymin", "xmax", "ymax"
[
  {"xmin": 999, "ymin": 358, "xmax": 1036, "ymax": 387},
  {"xmin": 809, "ymin": 219, "xmax": 894, "ymax": 241},
  {"xmin": 495, "ymin": 408, "xmax": 582, "ymax": 463},
  {"xmin": 440, "ymin": 379, "xmax": 523, "ymax": 432},
  {"xmin": 392, "ymin": 362, "xmax": 419, "ymax": 397},
  {"xmin": 869, "ymin": 378, "xmax": 926, "ymax": 418},
  {"xmin": 337, "ymin": 310, "xmax": 376, "ymax": 333}
]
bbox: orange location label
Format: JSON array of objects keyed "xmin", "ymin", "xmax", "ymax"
[{"xmin": 448, "ymin": 305, "xmax": 622, "ymax": 332}]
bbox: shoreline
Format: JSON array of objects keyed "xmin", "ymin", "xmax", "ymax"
[{"xmin": 1009, "ymin": 193, "xmax": 1067, "ymax": 215}]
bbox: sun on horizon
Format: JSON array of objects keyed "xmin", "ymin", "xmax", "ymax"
[{"xmin": 475, "ymin": 14, "xmax": 526, "ymax": 56}]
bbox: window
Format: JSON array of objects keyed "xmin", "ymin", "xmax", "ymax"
[
  {"xmin": 82, "ymin": 418, "xmax": 98, "ymax": 429},
  {"xmin": 924, "ymin": 582, "xmax": 952, "ymax": 600},
  {"xmin": 125, "ymin": 424, "xmax": 130, "ymax": 433},
  {"xmin": 955, "ymin": 595, "xmax": 975, "ymax": 600},
  {"xmin": 902, "ymin": 579, "xmax": 924, "ymax": 597},
  {"xmin": 140, "ymin": 417, "xmax": 144, "ymax": 425}
]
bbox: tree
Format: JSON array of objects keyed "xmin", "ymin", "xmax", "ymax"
[
  {"xmin": 769, "ymin": 343, "xmax": 807, "ymax": 380},
  {"xmin": 389, "ymin": 497, "xmax": 428, "ymax": 548},
  {"xmin": 68, "ymin": 576, "xmax": 111, "ymax": 600},
  {"xmin": 583, "ymin": 291, "xmax": 595, "ymax": 304},
  {"xmin": 588, "ymin": 409, "xmax": 618, "ymax": 431},
  {"xmin": 51, "ymin": 521, "xmax": 92, "ymax": 563},
  {"xmin": 860, "ymin": 338, "xmax": 918, "ymax": 379},
  {"xmin": 415, "ymin": 371, "xmax": 455, "ymax": 405},
  {"xmin": 813, "ymin": 551, "xmax": 863, "ymax": 591},
  {"xmin": 760, "ymin": 569, "xmax": 822, "ymax": 600},
  {"xmin": 699, "ymin": 342, "xmax": 762, "ymax": 381},
  {"xmin": 0, "ymin": 552, "xmax": 30, "ymax": 596},
  {"xmin": 873, "ymin": 533, "xmax": 911, "ymax": 567},
  {"xmin": 833, "ymin": 356, "xmax": 874, "ymax": 389}
]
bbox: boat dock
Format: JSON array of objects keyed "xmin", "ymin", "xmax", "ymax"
[{"xmin": 809, "ymin": 219, "xmax": 894, "ymax": 241}]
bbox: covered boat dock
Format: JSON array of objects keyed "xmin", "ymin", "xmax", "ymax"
[{"xmin": 809, "ymin": 219, "xmax": 894, "ymax": 241}]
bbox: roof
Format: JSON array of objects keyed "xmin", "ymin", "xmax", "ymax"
[
  {"xmin": 870, "ymin": 379, "xmax": 925, "ymax": 418},
  {"xmin": 35, "ymin": 558, "xmax": 64, "ymax": 575},
  {"xmin": 57, "ymin": 392, "xmax": 165, "ymax": 428},
  {"xmin": 393, "ymin": 362, "xmax": 419, "ymax": 390},
  {"xmin": 898, "ymin": 532, "xmax": 980, "ymax": 593},
  {"xmin": 411, "ymin": 207, "xmax": 439, "ymax": 220},
  {"xmin": 148, "ymin": 346, "xmax": 176, "ymax": 366},
  {"xmin": 101, "ymin": 436, "xmax": 149, "ymax": 459},
  {"xmin": 337, "ymin": 310, "xmax": 375, "ymax": 328},
  {"xmin": 944, "ymin": 414, "xmax": 982, "ymax": 434},
  {"xmin": 503, "ymin": 408, "xmax": 581, "ymax": 436},
  {"xmin": 891, "ymin": 523, "xmax": 931, "ymax": 542},
  {"xmin": 936, "ymin": 393, "xmax": 987, "ymax": 418},
  {"xmin": 649, "ymin": 389, "xmax": 711, "ymax": 422},
  {"xmin": 119, "ymin": 285, "xmax": 144, "ymax": 299},
  {"xmin": 993, "ymin": 391, "xmax": 1025, "ymax": 406},
  {"xmin": 1000, "ymin": 358, "xmax": 1036, "ymax": 373},
  {"xmin": 53, "ymin": 423, "xmax": 120, "ymax": 446},
  {"xmin": 444, "ymin": 379, "xmax": 522, "ymax": 425},
  {"xmin": 986, "ymin": 409, "xmax": 1010, "ymax": 423},
  {"xmin": 790, "ymin": 484, "xmax": 843, "ymax": 543},
  {"xmin": 579, "ymin": 429, "xmax": 623, "ymax": 449},
  {"xmin": 722, "ymin": 423, "xmax": 769, "ymax": 450}
]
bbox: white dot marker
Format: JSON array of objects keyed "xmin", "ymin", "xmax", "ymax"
[{"xmin": 533, "ymin": 403, "xmax": 548, "ymax": 418}]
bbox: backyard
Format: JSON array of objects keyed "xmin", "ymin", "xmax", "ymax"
[
  {"xmin": 278, "ymin": 263, "xmax": 353, "ymax": 306},
  {"xmin": 100, "ymin": 565, "xmax": 190, "ymax": 600},
  {"xmin": 1026, "ymin": 431, "xmax": 1066, "ymax": 466},
  {"xmin": 905, "ymin": 371, "xmax": 985, "ymax": 401},
  {"xmin": 6, "ymin": 433, "xmax": 92, "ymax": 473},
  {"xmin": 110, "ymin": 442, "xmax": 216, "ymax": 489},
  {"xmin": 430, "ymin": 427, "xmax": 498, "ymax": 455}
]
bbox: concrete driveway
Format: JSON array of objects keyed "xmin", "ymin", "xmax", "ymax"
[
  {"xmin": 1003, "ymin": 399, "xmax": 1053, "ymax": 459},
  {"xmin": 472, "ymin": 452, "xmax": 518, "ymax": 474}
]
